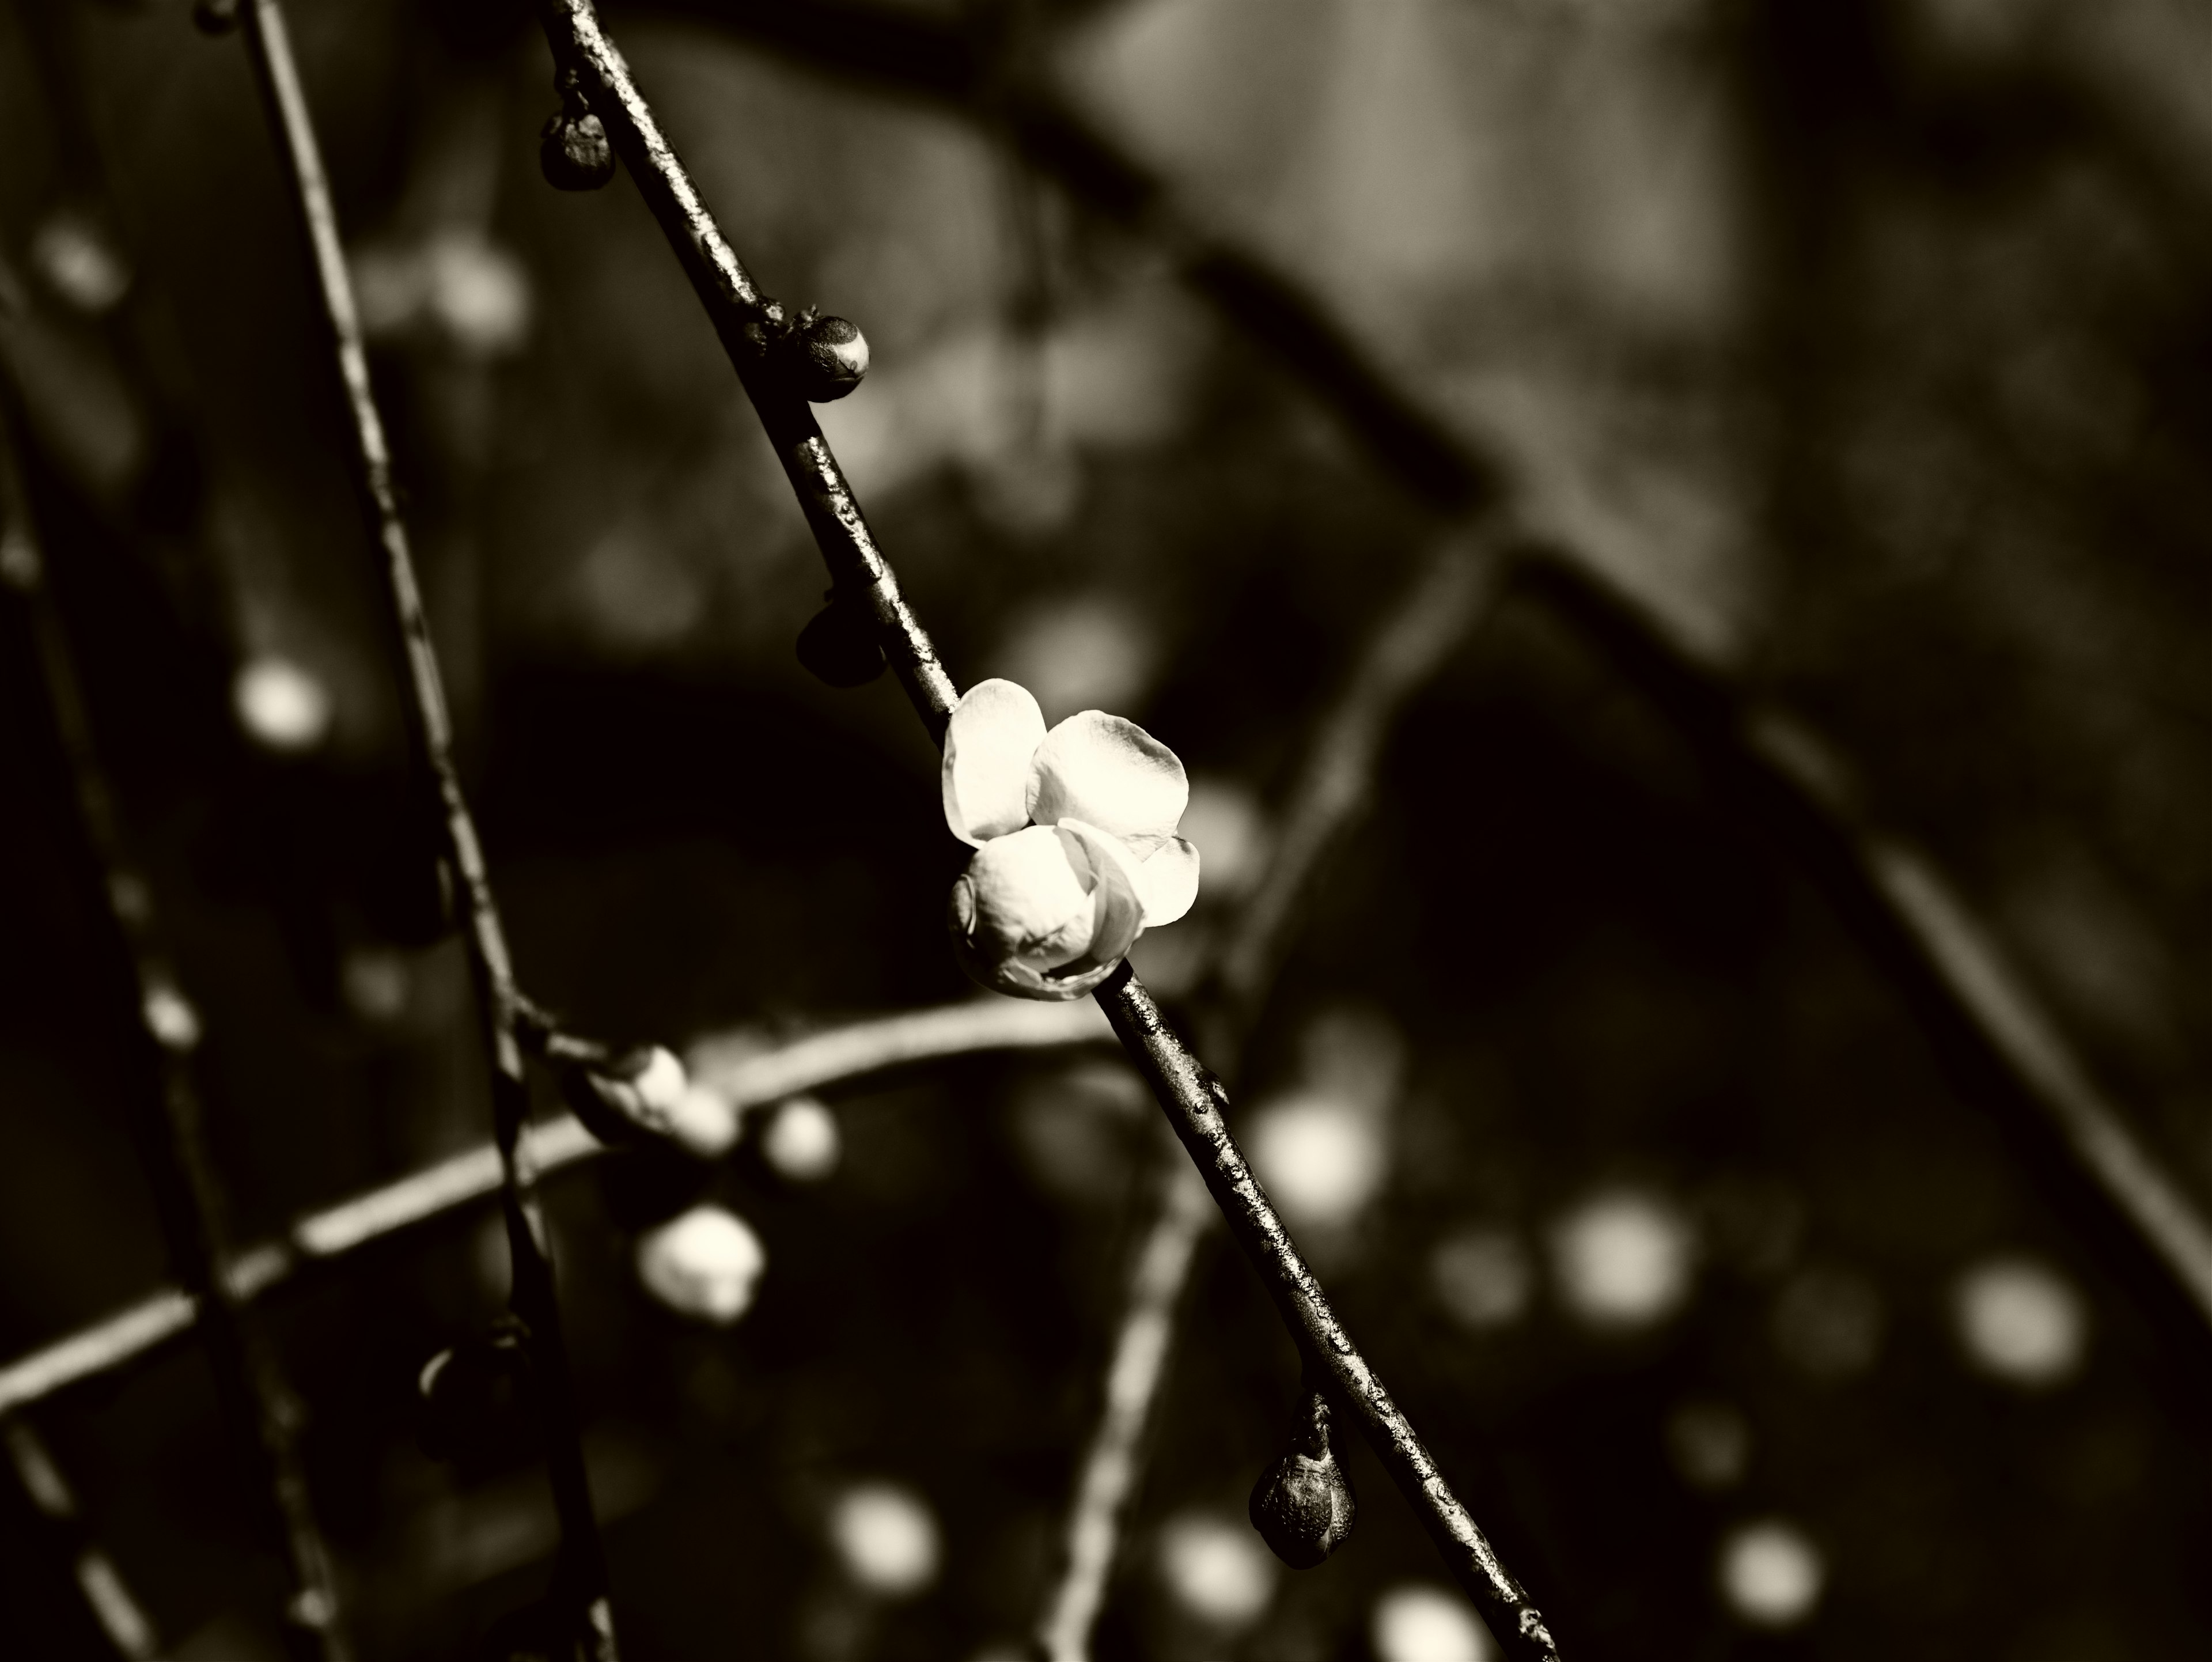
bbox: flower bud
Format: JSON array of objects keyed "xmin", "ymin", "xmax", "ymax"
[
  {"xmin": 539, "ymin": 111, "xmax": 614, "ymax": 192},
  {"xmin": 417, "ymin": 1324, "xmax": 534, "ymax": 1464},
  {"xmin": 946, "ymin": 821, "xmax": 1143, "ymax": 1001},
  {"xmin": 636, "ymin": 1203, "xmax": 766, "ymax": 1325},
  {"xmin": 192, "ymin": 0, "xmax": 240, "ymax": 35},
  {"xmin": 760, "ymin": 1095, "xmax": 841, "ymax": 1182},
  {"xmin": 796, "ymin": 593, "xmax": 885, "ymax": 687},
  {"xmin": 1248, "ymin": 1389, "xmax": 1355, "ymax": 1568},
  {"xmin": 562, "ymin": 1044, "xmax": 702, "ymax": 1150},
  {"xmin": 786, "ymin": 312, "xmax": 869, "ymax": 402}
]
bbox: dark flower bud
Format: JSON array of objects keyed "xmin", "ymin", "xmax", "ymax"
[
  {"xmin": 417, "ymin": 1323, "xmax": 535, "ymax": 1464},
  {"xmin": 192, "ymin": 0, "xmax": 240, "ymax": 35},
  {"xmin": 783, "ymin": 312, "xmax": 870, "ymax": 403},
  {"xmin": 1248, "ymin": 1388, "xmax": 1355, "ymax": 1569},
  {"xmin": 539, "ymin": 110, "xmax": 615, "ymax": 192},
  {"xmin": 797, "ymin": 592, "xmax": 886, "ymax": 687}
]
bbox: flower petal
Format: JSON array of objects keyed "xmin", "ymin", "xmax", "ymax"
[
  {"xmin": 952, "ymin": 824, "xmax": 1097, "ymax": 966},
  {"xmin": 942, "ymin": 679, "xmax": 1047, "ymax": 846},
  {"xmin": 1025, "ymin": 710, "xmax": 1187, "ymax": 853},
  {"xmin": 1054, "ymin": 820, "xmax": 1146, "ymax": 968},
  {"xmin": 1133, "ymin": 836, "xmax": 1200, "ymax": 926}
]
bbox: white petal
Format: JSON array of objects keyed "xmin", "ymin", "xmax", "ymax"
[
  {"xmin": 1025, "ymin": 710, "xmax": 1188, "ymax": 852},
  {"xmin": 953, "ymin": 825, "xmax": 1098, "ymax": 968},
  {"xmin": 1054, "ymin": 820, "xmax": 1146, "ymax": 967},
  {"xmin": 942, "ymin": 679, "xmax": 1047, "ymax": 847},
  {"xmin": 1134, "ymin": 836, "xmax": 1200, "ymax": 926}
]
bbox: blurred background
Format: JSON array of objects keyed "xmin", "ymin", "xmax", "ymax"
[{"xmin": 6, "ymin": 0, "xmax": 2212, "ymax": 1657}]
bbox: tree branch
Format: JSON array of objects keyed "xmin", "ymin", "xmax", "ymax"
[
  {"xmin": 230, "ymin": 3, "xmax": 613, "ymax": 1646},
  {"xmin": 1, "ymin": 393, "xmax": 349, "ymax": 1659},
  {"xmin": 535, "ymin": 6, "xmax": 1562, "ymax": 1654},
  {"xmin": 655, "ymin": 0, "xmax": 2212, "ymax": 1345},
  {"xmin": 0, "ymin": 998, "xmax": 1111, "ymax": 1417}
]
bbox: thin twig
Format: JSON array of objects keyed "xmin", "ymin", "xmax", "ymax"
[
  {"xmin": 0, "ymin": 408, "xmax": 349, "ymax": 1659},
  {"xmin": 1035, "ymin": 529, "xmax": 1508, "ymax": 1662},
  {"xmin": 536, "ymin": 8, "xmax": 1560, "ymax": 1654},
  {"xmin": 0, "ymin": 998, "xmax": 1111, "ymax": 1418},
  {"xmin": 230, "ymin": 3, "xmax": 613, "ymax": 1647},
  {"xmin": 666, "ymin": 0, "xmax": 2212, "ymax": 1346},
  {"xmin": 4, "ymin": 1417, "xmax": 165, "ymax": 1660}
]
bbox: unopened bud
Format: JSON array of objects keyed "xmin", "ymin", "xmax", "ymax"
[
  {"xmin": 417, "ymin": 1324, "xmax": 534, "ymax": 1464},
  {"xmin": 782, "ymin": 312, "xmax": 869, "ymax": 403},
  {"xmin": 636, "ymin": 1203, "xmax": 766, "ymax": 1325},
  {"xmin": 562, "ymin": 1044, "xmax": 695, "ymax": 1149},
  {"xmin": 796, "ymin": 593, "xmax": 885, "ymax": 688},
  {"xmin": 760, "ymin": 1095, "xmax": 840, "ymax": 1182},
  {"xmin": 1248, "ymin": 1389, "xmax": 1355, "ymax": 1569},
  {"xmin": 192, "ymin": 0, "xmax": 240, "ymax": 35},
  {"xmin": 538, "ymin": 72, "xmax": 612, "ymax": 194}
]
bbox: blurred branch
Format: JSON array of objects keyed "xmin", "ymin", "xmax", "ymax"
[
  {"xmin": 660, "ymin": 0, "xmax": 2212, "ymax": 1342},
  {"xmin": 1039, "ymin": 531, "xmax": 1511, "ymax": 1662},
  {"xmin": 537, "ymin": 6, "xmax": 1561, "ymax": 1655},
  {"xmin": 3, "ymin": 1417, "xmax": 165, "ymax": 1660},
  {"xmin": 0, "ymin": 998, "xmax": 1110, "ymax": 1417},
  {"xmin": 0, "ymin": 400, "xmax": 349, "ymax": 1656},
  {"xmin": 229, "ymin": 2, "xmax": 616, "ymax": 1645}
]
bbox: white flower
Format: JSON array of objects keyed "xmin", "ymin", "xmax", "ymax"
[
  {"xmin": 635, "ymin": 1204, "xmax": 765, "ymax": 1324},
  {"xmin": 941, "ymin": 679, "xmax": 1199, "ymax": 1000}
]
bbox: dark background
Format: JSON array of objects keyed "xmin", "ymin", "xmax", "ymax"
[{"xmin": 4, "ymin": 1, "xmax": 2212, "ymax": 1658}]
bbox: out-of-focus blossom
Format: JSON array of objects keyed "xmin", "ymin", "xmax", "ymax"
[
  {"xmin": 351, "ymin": 230, "xmax": 532, "ymax": 361},
  {"xmin": 827, "ymin": 1482, "xmax": 940, "ymax": 1597},
  {"xmin": 233, "ymin": 655, "xmax": 333, "ymax": 755},
  {"xmin": 1717, "ymin": 1519, "xmax": 1824, "ymax": 1629},
  {"xmin": 1154, "ymin": 1511, "xmax": 1275, "ymax": 1629},
  {"xmin": 1548, "ymin": 1188, "xmax": 1695, "ymax": 1330},
  {"xmin": 942, "ymin": 679, "xmax": 1199, "ymax": 1000},
  {"xmin": 760, "ymin": 1095, "xmax": 842, "ymax": 1182},
  {"xmin": 1429, "ymin": 1226, "xmax": 1534, "ymax": 1330},
  {"xmin": 1370, "ymin": 1584, "xmax": 1494, "ymax": 1662},
  {"xmin": 31, "ymin": 212, "xmax": 131, "ymax": 316},
  {"xmin": 635, "ymin": 1204, "xmax": 765, "ymax": 1325},
  {"xmin": 1953, "ymin": 1255, "xmax": 2088, "ymax": 1388}
]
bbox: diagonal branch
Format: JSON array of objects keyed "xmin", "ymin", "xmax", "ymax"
[
  {"xmin": 228, "ymin": 3, "xmax": 614, "ymax": 1649},
  {"xmin": 0, "ymin": 997, "xmax": 1111, "ymax": 1418},
  {"xmin": 654, "ymin": 0, "xmax": 2212, "ymax": 1343},
  {"xmin": 1037, "ymin": 531, "xmax": 1510, "ymax": 1662},
  {"xmin": 1, "ymin": 400, "xmax": 349, "ymax": 1659},
  {"xmin": 536, "ymin": 6, "xmax": 1563, "ymax": 1655}
]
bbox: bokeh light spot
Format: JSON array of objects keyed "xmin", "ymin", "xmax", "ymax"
[
  {"xmin": 1548, "ymin": 1189, "xmax": 1694, "ymax": 1330},
  {"xmin": 1247, "ymin": 1093, "xmax": 1388, "ymax": 1231},
  {"xmin": 1954, "ymin": 1255, "xmax": 2088, "ymax": 1388},
  {"xmin": 1429, "ymin": 1227, "xmax": 1533, "ymax": 1331},
  {"xmin": 234, "ymin": 656, "xmax": 334, "ymax": 754},
  {"xmin": 1717, "ymin": 1519, "xmax": 1824, "ymax": 1629},
  {"xmin": 1155, "ymin": 1511, "xmax": 1275, "ymax": 1629},
  {"xmin": 1371, "ymin": 1584, "xmax": 1494, "ymax": 1662},
  {"xmin": 828, "ymin": 1482, "xmax": 941, "ymax": 1598}
]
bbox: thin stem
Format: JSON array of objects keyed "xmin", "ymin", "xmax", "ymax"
[
  {"xmin": 1036, "ymin": 528, "xmax": 1508, "ymax": 1662},
  {"xmin": 535, "ymin": 9, "xmax": 1560, "ymax": 1655},
  {"xmin": 230, "ymin": 3, "xmax": 612, "ymax": 1646},
  {"xmin": 0, "ymin": 998, "xmax": 1112, "ymax": 1417},
  {"xmin": 1, "ymin": 412, "xmax": 349, "ymax": 1660},
  {"xmin": 5, "ymin": 1417, "xmax": 165, "ymax": 1660}
]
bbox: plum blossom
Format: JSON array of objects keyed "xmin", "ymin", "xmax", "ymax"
[{"xmin": 942, "ymin": 679, "xmax": 1199, "ymax": 1000}]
